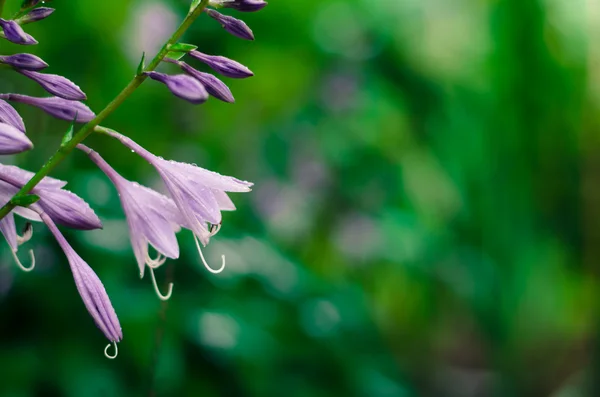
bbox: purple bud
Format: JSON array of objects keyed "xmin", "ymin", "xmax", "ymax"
[
  {"xmin": 18, "ymin": 69, "xmax": 86, "ymax": 101},
  {"xmin": 188, "ymin": 51, "xmax": 253, "ymax": 79},
  {"xmin": 0, "ymin": 53, "xmax": 48, "ymax": 70},
  {"xmin": 215, "ymin": 0, "xmax": 268, "ymax": 12},
  {"xmin": 0, "ymin": 19, "xmax": 37, "ymax": 45},
  {"xmin": 3, "ymin": 94, "xmax": 95, "ymax": 123},
  {"xmin": 145, "ymin": 71, "xmax": 208, "ymax": 104},
  {"xmin": 0, "ymin": 99, "xmax": 25, "ymax": 132},
  {"xmin": 17, "ymin": 7, "xmax": 55, "ymax": 25},
  {"xmin": 0, "ymin": 122, "xmax": 32, "ymax": 154},
  {"xmin": 206, "ymin": 9, "xmax": 254, "ymax": 41},
  {"xmin": 180, "ymin": 62, "xmax": 234, "ymax": 103}
]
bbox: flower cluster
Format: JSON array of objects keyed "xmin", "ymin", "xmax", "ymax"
[{"xmin": 0, "ymin": 0, "xmax": 265, "ymax": 358}]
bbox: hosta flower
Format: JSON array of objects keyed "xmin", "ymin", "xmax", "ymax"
[
  {"xmin": 0, "ymin": 19, "xmax": 37, "ymax": 45},
  {"xmin": 188, "ymin": 50, "xmax": 253, "ymax": 78},
  {"xmin": 17, "ymin": 69, "xmax": 86, "ymax": 101},
  {"xmin": 179, "ymin": 61, "xmax": 234, "ymax": 103},
  {"xmin": 145, "ymin": 71, "xmax": 208, "ymax": 104},
  {"xmin": 210, "ymin": 0, "xmax": 268, "ymax": 12},
  {"xmin": 0, "ymin": 53, "xmax": 48, "ymax": 70},
  {"xmin": 206, "ymin": 9, "xmax": 254, "ymax": 41},
  {"xmin": 101, "ymin": 128, "xmax": 252, "ymax": 273},
  {"xmin": 35, "ymin": 207, "xmax": 122, "ymax": 356},
  {"xmin": 1, "ymin": 94, "xmax": 95, "ymax": 122},
  {"xmin": 0, "ymin": 122, "xmax": 32, "ymax": 154},
  {"xmin": 0, "ymin": 99, "xmax": 25, "ymax": 132},
  {"xmin": 78, "ymin": 143, "xmax": 185, "ymax": 300},
  {"xmin": 0, "ymin": 180, "xmax": 34, "ymax": 272},
  {"xmin": 16, "ymin": 7, "xmax": 55, "ymax": 25}
]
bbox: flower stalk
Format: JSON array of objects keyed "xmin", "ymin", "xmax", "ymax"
[{"xmin": 0, "ymin": 0, "xmax": 211, "ymax": 221}]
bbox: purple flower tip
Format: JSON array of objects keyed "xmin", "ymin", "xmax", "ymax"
[
  {"xmin": 0, "ymin": 99, "xmax": 25, "ymax": 132},
  {"xmin": 146, "ymin": 71, "xmax": 209, "ymax": 104},
  {"xmin": 0, "ymin": 122, "xmax": 32, "ymax": 154},
  {"xmin": 180, "ymin": 62, "xmax": 235, "ymax": 103},
  {"xmin": 188, "ymin": 51, "xmax": 254, "ymax": 79},
  {"xmin": 4, "ymin": 94, "xmax": 95, "ymax": 123},
  {"xmin": 17, "ymin": 7, "xmax": 55, "ymax": 24},
  {"xmin": 210, "ymin": 0, "xmax": 268, "ymax": 12},
  {"xmin": 18, "ymin": 69, "xmax": 86, "ymax": 101},
  {"xmin": 0, "ymin": 19, "xmax": 37, "ymax": 45},
  {"xmin": 0, "ymin": 53, "xmax": 48, "ymax": 71},
  {"xmin": 206, "ymin": 9, "xmax": 255, "ymax": 41}
]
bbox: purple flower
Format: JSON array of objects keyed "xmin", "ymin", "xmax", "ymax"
[
  {"xmin": 0, "ymin": 163, "xmax": 66, "ymax": 189},
  {"xmin": 145, "ymin": 71, "xmax": 208, "ymax": 104},
  {"xmin": 212, "ymin": 0, "xmax": 268, "ymax": 12},
  {"xmin": 1, "ymin": 94, "xmax": 95, "ymax": 123},
  {"xmin": 17, "ymin": 7, "xmax": 55, "ymax": 25},
  {"xmin": 0, "ymin": 19, "xmax": 37, "ymax": 45},
  {"xmin": 36, "ymin": 208, "xmax": 122, "ymax": 350},
  {"xmin": 17, "ymin": 69, "xmax": 86, "ymax": 101},
  {"xmin": 0, "ymin": 99, "xmax": 25, "ymax": 132},
  {"xmin": 0, "ymin": 122, "xmax": 32, "ymax": 154},
  {"xmin": 206, "ymin": 9, "xmax": 254, "ymax": 41},
  {"xmin": 188, "ymin": 50, "xmax": 253, "ymax": 78},
  {"xmin": 0, "ymin": 181, "xmax": 35, "ymax": 272},
  {"xmin": 179, "ymin": 61, "xmax": 234, "ymax": 103},
  {"xmin": 0, "ymin": 53, "xmax": 48, "ymax": 70},
  {"xmin": 79, "ymin": 145, "xmax": 182, "ymax": 298},
  {"xmin": 104, "ymin": 129, "xmax": 252, "ymax": 272}
]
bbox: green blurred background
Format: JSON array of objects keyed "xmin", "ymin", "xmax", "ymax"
[{"xmin": 0, "ymin": 0, "xmax": 597, "ymax": 395}]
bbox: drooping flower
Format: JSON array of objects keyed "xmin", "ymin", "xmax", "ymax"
[
  {"xmin": 206, "ymin": 9, "xmax": 254, "ymax": 41},
  {"xmin": 17, "ymin": 69, "xmax": 86, "ymax": 101},
  {"xmin": 188, "ymin": 50, "xmax": 253, "ymax": 78},
  {"xmin": 0, "ymin": 122, "xmax": 32, "ymax": 154},
  {"xmin": 101, "ymin": 128, "xmax": 252, "ymax": 272},
  {"xmin": 210, "ymin": 0, "xmax": 268, "ymax": 12},
  {"xmin": 0, "ymin": 19, "xmax": 37, "ymax": 45},
  {"xmin": 78, "ymin": 143, "xmax": 185, "ymax": 300},
  {"xmin": 145, "ymin": 71, "xmax": 208, "ymax": 104},
  {"xmin": 1, "ymin": 94, "xmax": 95, "ymax": 122},
  {"xmin": 179, "ymin": 61, "xmax": 234, "ymax": 103},
  {"xmin": 34, "ymin": 207, "xmax": 122, "ymax": 356},
  {"xmin": 0, "ymin": 53, "xmax": 48, "ymax": 70},
  {"xmin": 16, "ymin": 7, "xmax": 55, "ymax": 25},
  {"xmin": 0, "ymin": 99, "xmax": 25, "ymax": 132}
]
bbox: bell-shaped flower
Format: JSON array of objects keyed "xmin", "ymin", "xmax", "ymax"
[
  {"xmin": 0, "ymin": 122, "xmax": 32, "ymax": 154},
  {"xmin": 16, "ymin": 7, "xmax": 55, "ymax": 25},
  {"xmin": 35, "ymin": 207, "xmax": 122, "ymax": 356},
  {"xmin": 179, "ymin": 61, "xmax": 235, "ymax": 103},
  {"xmin": 1, "ymin": 94, "xmax": 95, "ymax": 123},
  {"xmin": 103, "ymin": 128, "xmax": 252, "ymax": 273},
  {"xmin": 0, "ymin": 53, "xmax": 48, "ymax": 70},
  {"xmin": 78, "ymin": 144, "xmax": 185, "ymax": 300},
  {"xmin": 0, "ymin": 19, "xmax": 37, "ymax": 45},
  {"xmin": 188, "ymin": 50, "xmax": 253, "ymax": 78},
  {"xmin": 17, "ymin": 69, "xmax": 86, "ymax": 101},
  {"xmin": 145, "ymin": 71, "xmax": 208, "ymax": 104},
  {"xmin": 0, "ymin": 99, "xmax": 25, "ymax": 132},
  {"xmin": 206, "ymin": 9, "xmax": 254, "ymax": 41}
]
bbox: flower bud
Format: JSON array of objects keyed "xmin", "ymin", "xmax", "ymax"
[
  {"xmin": 18, "ymin": 69, "xmax": 86, "ymax": 101},
  {"xmin": 0, "ymin": 122, "xmax": 32, "ymax": 154},
  {"xmin": 0, "ymin": 53, "xmax": 48, "ymax": 70},
  {"xmin": 0, "ymin": 99, "xmax": 25, "ymax": 132},
  {"xmin": 206, "ymin": 9, "xmax": 254, "ymax": 41},
  {"xmin": 145, "ymin": 71, "xmax": 209, "ymax": 104},
  {"xmin": 16, "ymin": 7, "xmax": 55, "ymax": 25},
  {"xmin": 0, "ymin": 19, "xmax": 37, "ymax": 45},
  {"xmin": 210, "ymin": 0, "xmax": 267, "ymax": 12},
  {"xmin": 188, "ymin": 51, "xmax": 253, "ymax": 79},
  {"xmin": 180, "ymin": 62, "xmax": 234, "ymax": 103},
  {"xmin": 4, "ymin": 94, "xmax": 95, "ymax": 123}
]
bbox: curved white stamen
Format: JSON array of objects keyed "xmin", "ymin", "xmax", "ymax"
[
  {"xmin": 11, "ymin": 248, "xmax": 35, "ymax": 272},
  {"xmin": 145, "ymin": 252, "xmax": 166, "ymax": 269},
  {"xmin": 104, "ymin": 341, "xmax": 118, "ymax": 359},
  {"xmin": 17, "ymin": 223, "xmax": 33, "ymax": 245},
  {"xmin": 210, "ymin": 223, "xmax": 222, "ymax": 237},
  {"xmin": 149, "ymin": 266, "xmax": 173, "ymax": 301},
  {"xmin": 194, "ymin": 234, "xmax": 225, "ymax": 274}
]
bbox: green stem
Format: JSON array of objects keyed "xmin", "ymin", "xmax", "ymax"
[
  {"xmin": 0, "ymin": 0, "xmax": 209, "ymax": 221},
  {"xmin": 0, "ymin": 0, "xmax": 6, "ymax": 18}
]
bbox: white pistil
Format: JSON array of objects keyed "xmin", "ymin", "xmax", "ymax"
[
  {"xmin": 194, "ymin": 233, "xmax": 225, "ymax": 274},
  {"xmin": 149, "ymin": 266, "xmax": 173, "ymax": 301}
]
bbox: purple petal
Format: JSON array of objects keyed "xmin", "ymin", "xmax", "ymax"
[
  {"xmin": 217, "ymin": 0, "xmax": 268, "ymax": 12},
  {"xmin": 188, "ymin": 51, "xmax": 253, "ymax": 79},
  {"xmin": 0, "ymin": 163, "xmax": 67, "ymax": 189},
  {"xmin": 35, "ymin": 188, "xmax": 102, "ymax": 230},
  {"xmin": 0, "ymin": 53, "xmax": 48, "ymax": 71},
  {"xmin": 0, "ymin": 99, "xmax": 25, "ymax": 132},
  {"xmin": 146, "ymin": 72, "xmax": 208, "ymax": 104},
  {"xmin": 0, "ymin": 19, "xmax": 37, "ymax": 45},
  {"xmin": 180, "ymin": 62, "xmax": 234, "ymax": 103},
  {"xmin": 4, "ymin": 94, "xmax": 95, "ymax": 122},
  {"xmin": 0, "ymin": 212, "xmax": 17, "ymax": 250},
  {"xmin": 0, "ymin": 122, "xmax": 32, "ymax": 154},
  {"xmin": 18, "ymin": 69, "xmax": 86, "ymax": 101},
  {"xmin": 206, "ymin": 10, "xmax": 254, "ymax": 41},
  {"xmin": 17, "ymin": 7, "xmax": 55, "ymax": 24}
]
